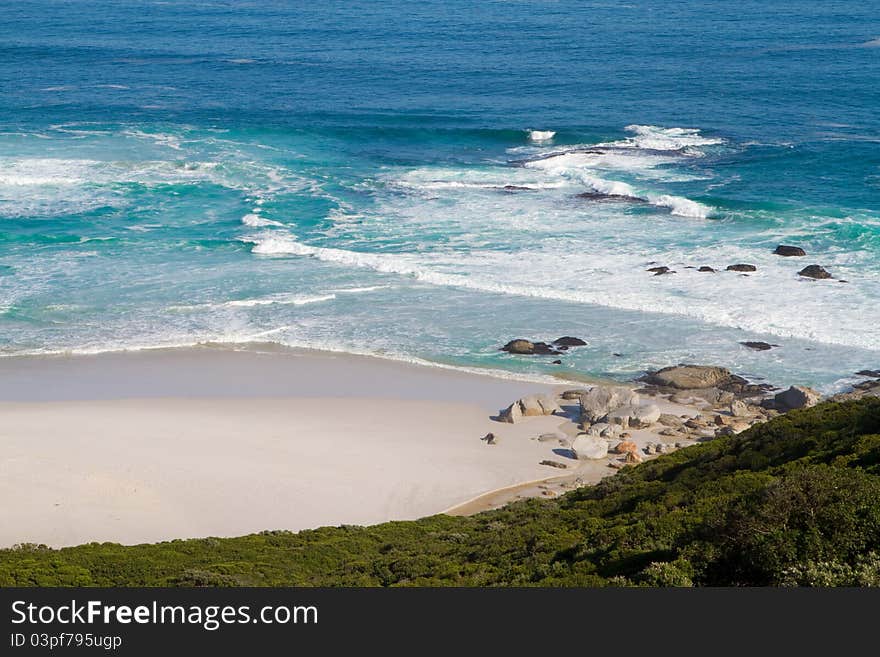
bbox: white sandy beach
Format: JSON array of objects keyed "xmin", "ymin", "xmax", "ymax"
[
  {"xmin": 0, "ymin": 347, "xmax": 586, "ymax": 547},
  {"xmin": 0, "ymin": 346, "xmax": 708, "ymax": 548}
]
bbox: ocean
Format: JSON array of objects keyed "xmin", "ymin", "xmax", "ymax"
[{"xmin": 1, "ymin": 0, "xmax": 878, "ymax": 391}]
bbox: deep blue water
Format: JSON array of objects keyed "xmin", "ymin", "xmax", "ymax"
[{"xmin": 0, "ymin": 1, "xmax": 879, "ymax": 390}]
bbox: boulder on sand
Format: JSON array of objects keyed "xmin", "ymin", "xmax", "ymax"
[
  {"xmin": 578, "ymin": 386, "xmax": 640, "ymax": 423},
  {"xmin": 520, "ymin": 394, "xmax": 560, "ymax": 417},
  {"xmin": 498, "ymin": 394, "xmax": 559, "ymax": 422},
  {"xmin": 572, "ymin": 434, "xmax": 609, "ymax": 460},
  {"xmin": 641, "ymin": 364, "xmax": 733, "ymax": 389},
  {"xmin": 773, "ymin": 386, "xmax": 822, "ymax": 411}
]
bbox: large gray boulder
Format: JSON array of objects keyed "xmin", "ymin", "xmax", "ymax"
[
  {"xmin": 643, "ymin": 364, "xmax": 732, "ymax": 389},
  {"xmin": 606, "ymin": 404, "xmax": 661, "ymax": 428},
  {"xmin": 579, "ymin": 386, "xmax": 640, "ymax": 423},
  {"xmin": 774, "ymin": 386, "xmax": 822, "ymax": 411},
  {"xmin": 571, "ymin": 434, "xmax": 609, "ymax": 460},
  {"xmin": 498, "ymin": 394, "xmax": 560, "ymax": 422}
]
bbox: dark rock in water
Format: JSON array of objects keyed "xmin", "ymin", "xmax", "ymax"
[
  {"xmin": 501, "ymin": 339, "xmax": 535, "ymax": 354},
  {"xmin": 856, "ymin": 369, "xmax": 880, "ymax": 378},
  {"xmin": 740, "ymin": 341, "xmax": 776, "ymax": 351},
  {"xmin": 798, "ymin": 264, "xmax": 832, "ymax": 279},
  {"xmin": 774, "ymin": 245, "xmax": 806, "ymax": 257},
  {"xmin": 613, "ymin": 352, "xmax": 623, "ymax": 357},
  {"xmin": 839, "ymin": 280, "xmax": 849, "ymax": 283},
  {"xmin": 540, "ymin": 460, "xmax": 568, "ymax": 469},
  {"xmin": 501, "ymin": 338, "xmax": 562, "ymax": 355},
  {"xmin": 647, "ymin": 266, "xmax": 676, "ymax": 275},
  {"xmin": 552, "ymin": 359, "xmax": 562, "ymax": 365},
  {"xmin": 726, "ymin": 264, "xmax": 757, "ymax": 272},
  {"xmin": 576, "ymin": 191, "xmax": 645, "ymax": 204},
  {"xmin": 553, "ymin": 336, "xmax": 587, "ymax": 347},
  {"xmin": 698, "ymin": 266, "xmax": 716, "ymax": 272},
  {"xmin": 497, "ymin": 185, "xmax": 534, "ymax": 192}
]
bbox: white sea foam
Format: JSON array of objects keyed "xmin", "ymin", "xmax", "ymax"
[
  {"xmin": 646, "ymin": 194, "xmax": 712, "ymax": 218},
  {"xmin": 223, "ymin": 293, "xmax": 336, "ymax": 308},
  {"xmin": 528, "ymin": 130, "xmax": 556, "ymax": 142},
  {"xmin": 241, "ymin": 213, "xmax": 284, "ymax": 227},
  {"xmin": 617, "ymin": 125, "xmax": 725, "ymax": 152},
  {"xmin": 240, "ymin": 232, "xmax": 880, "ymax": 351}
]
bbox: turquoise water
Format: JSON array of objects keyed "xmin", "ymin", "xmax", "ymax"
[{"xmin": 1, "ymin": 1, "xmax": 879, "ymax": 390}]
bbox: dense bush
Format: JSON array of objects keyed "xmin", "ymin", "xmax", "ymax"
[{"xmin": 1, "ymin": 398, "xmax": 878, "ymax": 587}]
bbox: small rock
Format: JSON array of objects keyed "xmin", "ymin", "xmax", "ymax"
[
  {"xmin": 561, "ymin": 389, "xmax": 589, "ymax": 400},
  {"xmin": 481, "ymin": 432, "xmax": 496, "ymax": 445},
  {"xmin": 798, "ymin": 265, "xmax": 832, "ymax": 280},
  {"xmin": 697, "ymin": 266, "xmax": 716, "ymax": 272},
  {"xmin": 623, "ymin": 451, "xmax": 643, "ymax": 464},
  {"xmin": 856, "ymin": 370, "xmax": 880, "ymax": 378},
  {"xmin": 539, "ymin": 460, "xmax": 568, "ymax": 469},
  {"xmin": 552, "ymin": 360, "xmax": 562, "ymax": 365},
  {"xmin": 537, "ymin": 433, "xmax": 562, "ymax": 442},
  {"xmin": 647, "ymin": 266, "xmax": 671, "ymax": 274},
  {"xmin": 774, "ymin": 245, "xmax": 806, "ymax": 257},
  {"xmin": 726, "ymin": 264, "xmax": 757, "ymax": 272},
  {"xmin": 674, "ymin": 442, "xmax": 686, "ymax": 449}
]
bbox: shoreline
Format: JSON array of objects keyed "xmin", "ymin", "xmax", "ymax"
[{"xmin": 0, "ymin": 342, "xmax": 616, "ymax": 403}]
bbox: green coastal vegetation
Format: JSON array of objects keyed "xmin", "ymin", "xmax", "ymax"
[{"xmin": 2, "ymin": 398, "xmax": 879, "ymax": 587}]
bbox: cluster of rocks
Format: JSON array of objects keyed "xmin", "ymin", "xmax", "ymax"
[
  {"xmin": 637, "ymin": 364, "xmax": 774, "ymax": 402},
  {"xmin": 646, "ymin": 245, "xmax": 840, "ymax": 282},
  {"xmin": 569, "ymin": 386, "xmax": 664, "ymax": 460},
  {"xmin": 494, "ymin": 362, "xmax": 876, "ymax": 479},
  {"xmin": 500, "ymin": 336, "xmax": 587, "ymax": 358}
]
